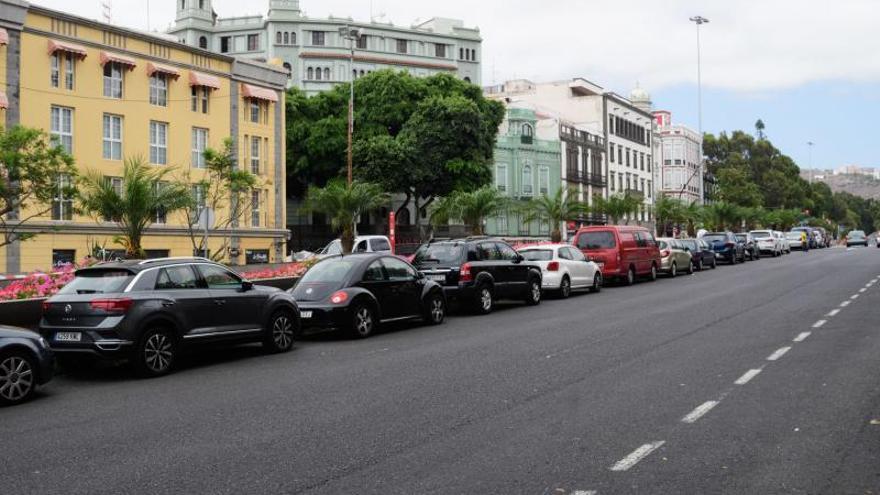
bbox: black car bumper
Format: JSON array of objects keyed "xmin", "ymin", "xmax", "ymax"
[
  {"xmin": 440, "ymin": 284, "xmax": 477, "ymax": 304},
  {"xmin": 297, "ymin": 304, "xmax": 351, "ymax": 330},
  {"xmin": 39, "ymin": 327, "xmax": 134, "ymax": 360}
]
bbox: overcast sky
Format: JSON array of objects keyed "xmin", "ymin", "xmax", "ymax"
[{"xmin": 34, "ymin": 0, "xmax": 880, "ymax": 168}]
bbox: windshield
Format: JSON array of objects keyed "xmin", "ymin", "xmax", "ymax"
[
  {"xmin": 58, "ymin": 269, "xmax": 133, "ymax": 295},
  {"xmin": 413, "ymin": 243, "xmax": 464, "ymax": 265},
  {"xmin": 850, "ymin": 231, "xmax": 866, "ymax": 238},
  {"xmin": 520, "ymin": 249, "xmax": 553, "ymax": 261},
  {"xmin": 785, "ymin": 233, "xmax": 801, "ymax": 240},
  {"xmin": 703, "ymin": 234, "xmax": 727, "ymax": 243},
  {"xmin": 319, "ymin": 240, "xmax": 342, "ymax": 256},
  {"xmin": 735, "ymin": 234, "xmax": 746, "ymax": 241},
  {"xmin": 751, "ymin": 231, "xmax": 773, "ymax": 239},
  {"xmin": 577, "ymin": 231, "xmax": 616, "ymax": 249},
  {"xmin": 298, "ymin": 259, "xmax": 356, "ymax": 284}
]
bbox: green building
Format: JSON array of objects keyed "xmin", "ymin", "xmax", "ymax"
[{"xmin": 486, "ymin": 107, "xmax": 562, "ymax": 238}]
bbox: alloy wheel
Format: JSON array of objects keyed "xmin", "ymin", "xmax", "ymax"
[
  {"xmin": 355, "ymin": 307, "xmax": 374, "ymax": 336},
  {"xmin": 430, "ymin": 297, "xmax": 445, "ymax": 323},
  {"xmin": 561, "ymin": 277, "xmax": 571, "ymax": 298},
  {"xmin": 272, "ymin": 315, "xmax": 294, "ymax": 350},
  {"xmin": 0, "ymin": 355, "xmax": 34, "ymax": 404},
  {"xmin": 530, "ymin": 281, "xmax": 542, "ymax": 303},
  {"xmin": 144, "ymin": 332, "xmax": 173, "ymax": 373},
  {"xmin": 480, "ymin": 287, "xmax": 493, "ymax": 312}
]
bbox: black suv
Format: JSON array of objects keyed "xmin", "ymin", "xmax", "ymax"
[
  {"xmin": 411, "ymin": 237, "xmax": 543, "ymax": 314},
  {"xmin": 39, "ymin": 258, "xmax": 300, "ymax": 377}
]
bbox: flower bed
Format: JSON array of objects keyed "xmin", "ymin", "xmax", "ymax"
[
  {"xmin": 0, "ymin": 263, "xmax": 78, "ymax": 301},
  {"xmin": 240, "ymin": 259, "xmax": 317, "ymax": 281}
]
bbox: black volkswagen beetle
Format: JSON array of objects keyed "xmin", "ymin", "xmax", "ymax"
[
  {"xmin": 291, "ymin": 254, "xmax": 447, "ymax": 338},
  {"xmin": 0, "ymin": 325, "xmax": 54, "ymax": 406}
]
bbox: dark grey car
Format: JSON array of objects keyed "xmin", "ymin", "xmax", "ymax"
[
  {"xmin": 0, "ymin": 326, "xmax": 54, "ymax": 406},
  {"xmin": 39, "ymin": 258, "xmax": 300, "ymax": 377}
]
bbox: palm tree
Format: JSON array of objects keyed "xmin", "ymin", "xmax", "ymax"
[
  {"xmin": 305, "ymin": 179, "xmax": 389, "ymax": 254},
  {"xmin": 593, "ymin": 192, "xmax": 641, "ymax": 225},
  {"xmin": 431, "ymin": 186, "xmax": 509, "ymax": 236},
  {"xmin": 682, "ymin": 201, "xmax": 704, "ymax": 237},
  {"xmin": 79, "ymin": 157, "xmax": 190, "ymax": 258},
  {"xmin": 702, "ymin": 201, "xmax": 741, "ymax": 231},
  {"xmin": 521, "ymin": 187, "xmax": 588, "ymax": 242},
  {"xmin": 655, "ymin": 196, "xmax": 686, "ymax": 236}
]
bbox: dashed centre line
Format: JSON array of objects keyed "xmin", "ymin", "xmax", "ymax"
[
  {"xmin": 859, "ymin": 288, "xmax": 867, "ymax": 293},
  {"xmin": 827, "ymin": 309, "xmax": 841, "ymax": 317},
  {"xmin": 767, "ymin": 347, "xmax": 791, "ymax": 361},
  {"xmin": 735, "ymin": 369, "xmax": 763, "ymax": 385},
  {"xmin": 571, "ymin": 491, "xmax": 597, "ymax": 495},
  {"xmin": 682, "ymin": 401, "xmax": 720, "ymax": 424},
  {"xmin": 610, "ymin": 441, "xmax": 665, "ymax": 472},
  {"xmin": 851, "ymin": 294, "xmax": 860, "ymax": 300},
  {"xmin": 812, "ymin": 320, "xmax": 827, "ymax": 328},
  {"xmin": 794, "ymin": 332, "xmax": 811, "ymax": 342},
  {"xmin": 841, "ymin": 301, "xmax": 852, "ymax": 308}
]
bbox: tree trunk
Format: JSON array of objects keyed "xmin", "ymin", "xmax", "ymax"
[
  {"xmin": 341, "ymin": 224, "xmax": 355, "ymax": 254},
  {"xmin": 550, "ymin": 228, "xmax": 562, "ymax": 243}
]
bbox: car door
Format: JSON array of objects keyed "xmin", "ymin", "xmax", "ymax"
[
  {"xmin": 197, "ymin": 264, "xmax": 264, "ymax": 332},
  {"xmin": 380, "ymin": 257, "xmax": 422, "ymax": 319},
  {"xmin": 565, "ymin": 247, "xmax": 591, "ymax": 286},
  {"xmin": 475, "ymin": 242, "xmax": 506, "ymax": 295},
  {"xmin": 357, "ymin": 259, "xmax": 393, "ymax": 318},
  {"xmin": 497, "ymin": 242, "xmax": 528, "ymax": 296},
  {"xmin": 153, "ymin": 264, "xmax": 215, "ymax": 337},
  {"xmin": 353, "ymin": 239, "xmax": 369, "ymax": 253}
]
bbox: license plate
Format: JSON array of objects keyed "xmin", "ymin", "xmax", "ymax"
[
  {"xmin": 55, "ymin": 332, "xmax": 81, "ymax": 342},
  {"xmin": 429, "ymin": 274, "xmax": 446, "ymax": 282},
  {"xmin": 300, "ymin": 311, "xmax": 313, "ymax": 319}
]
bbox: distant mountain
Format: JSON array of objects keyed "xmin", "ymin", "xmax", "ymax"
[{"xmin": 803, "ymin": 172, "xmax": 880, "ymax": 200}]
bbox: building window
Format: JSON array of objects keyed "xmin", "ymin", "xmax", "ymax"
[
  {"xmin": 315, "ymin": 67, "xmax": 322, "ymax": 81},
  {"xmin": 609, "ymin": 143, "xmax": 615, "ymax": 163},
  {"xmin": 149, "ymin": 121, "xmax": 168, "ymax": 165},
  {"xmin": 356, "ymin": 35, "xmax": 367, "ymax": 49},
  {"xmin": 647, "ymin": 154, "xmax": 652, "ymax": 173},
  {"xmin": 283, "ymin": 62, "xmax": 292, "ymax": 79},
  {"xmin": 190, "ymin": 86, "xmax": 210, "ymax": 114},
  {"xmin": 610, "ymin": 173, "xmax": 615, "ymax": 191},
  {"xmin": 103, "ymin": 62, "xmax": 124, "ymax": 99},
  {"xmin": 435, "ymin": 44, "xmax": 446, "ymax": 58},
  {"xmin": 192, "ymin": 127, "xmax": 208, "ymax": 168},
  {"xmin": 220, "ymin": 36, "xmax": 230, "ymax": 53},
  {"xmin": 539, "ymin": 166, "xmax": 550, "ymax": 196},
  {"xmin": 102, "ymin": 114, "xmax": 123, "ymax": 160},
  {"xmin": 495, "ymin": 164, "xmax": 508, "ymax": 193},
  {"xmin": 249, "ymin": 100, "xmax": 263, "ymax": 123},
  {"xmin": 290, "ymin": 32, "xmax": 296, "ymax": 44},
  {"xmin": 626, "ymin": 148, "xmax": 631, "ymax": 167},
  {"xmin": 396, "ymin": 39, "xmax": 408, "ymax": 54},
  {"xmin": 50, "ymin": 52, "xmax": 75, "ymax": 90},
  {"xmin": 251, "ymin": 190, "xmax": 261, "ymax": 227},
  {"xmin": 277, "ymin": 31, "xmax": 283, "ymax": 44},
  {"xmin": 307, "ymin": 67, "xmax": 314, "ymax": 80},
  {"xmin": 149, "ymin": 73, "xmax": 168, "ymax": 107},
  {"xmin": 459, "ymin": 47, "xmax": 464, "ymax": 59},
  {"xmin": 50, "ymin": 106, "xmax": 73, "ymax": 153},
  {"xmin": 311, "ymin": 31, "xmax": 325, "ymax": 46},
  {"xmin": 52, "ymin": 174, "xmax": 73, "ymax": 221},
  {"xmin": 522, "ymin": 165, "xmax": 533, "ymax": 196},
  {"xmin": 250, "ymin": 136, "xmax": 261, "ymax": 174},
  {"xmin": 647, "ymin": 180, "xmax": 653, "ymax": 198},
  {"xmin": 323, "ymin": 67, "xmax": 330, "ymax": 80},
  {"xmin": 199, "ymin": 36, "xmax": 208, "ymax": 49},
  {"xmin": 247, "ymin": 34, "xmax": 259, "ymax": 51}
]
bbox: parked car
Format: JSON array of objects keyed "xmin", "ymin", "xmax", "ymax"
[
  {"xmin": 736, "ymin": 233, "xmax": 761, "ymax": 261},
  {"xmin": 572, "ymin": 226, "xmax": 661, "ymax": 286},
  {"xmin": 679, "ymin": 238, "xmax": 717, "ymax": 271},
  {"xmin": 750, "ymin": 230, "xmax": 781, "ymax": 257},
  {"xmin": 785, "ymin": 231, "xmax": 805, "ymax": 250},
  {"xmin": 411, "ymin": 237, "xmax": 543, "ymax": 314},
  {"xmin": 702, "ymin": 232, "xmax": 746, "ymax": 264},
  {"xmin": 315, "ymin": 235, "xmax": 393, "ymax": 259},
  {"xmin": 657, "ymin": 238, "xmax": 694, "ymax": 277},
  {"xmin": 40, "ymin": 258, "xmax": 301, "ymax": 377},
  {"xmin": 518, "ymin": 244, "xmax": 602, "ymax": 298},
  {"xmin": 774, "ymin": 231, "xmax": 791, "ymax": 254},
  {"xmin": 847, "ymin": 230, "xmax": 868, "ymax": 247},
  {"xmin": 0, "ymin": 326, "xmax": 54, "ymax": 406},
  {"xmin": 291, "ymin": 254, "xmax": 446, "ymax": 338},
  {"xmin": 791, "ymin": 227, "xmax": 818, "ymax": 249}
]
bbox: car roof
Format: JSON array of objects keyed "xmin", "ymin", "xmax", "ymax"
[
  {"xmin": 76, "ymin": 257, "xmax": 222, "ymax": 273},
  {"xmin": 518, "ymin": 243, "xmax": 568, "ymax": 250}
]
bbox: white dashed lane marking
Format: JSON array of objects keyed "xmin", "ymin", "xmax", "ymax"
[
  {"xmin": 841, "ymin": 301, "xmax": 852, "ymax": 307},
  {"xmin": 860, "ymin": 288, "xmax": 867, "ymax": 293},
  {"xmin": 735, "ymin": 369, "xmax": 763, "ymax": 385},
  {"xmin": 812, "ymin": 320, "xmax": 827, "ymax": 328},
  {"xmin": 827, "ymin": 309, "xmax": 841, "ymax": 317},
  {"xmin": 767, "ymin": 347, "xmax": 791, "ymax": 361},
  {"xmin": 682, "ymin": 401, "xmax": 720, "ymax": 424},
  {"xmin": 794, "ymin": 332, "xmax": 811, "ymax": 342},
  {"xmin": 610, "ymin": 441, "xmax": 666, "ymax": 472},
  {"xmin": 572, "ymin": 491, "xmax": 597, "ymax": 495},
  {"xmin": 851, "ymin": 294, "xmax": 860, "ymax": 300}
]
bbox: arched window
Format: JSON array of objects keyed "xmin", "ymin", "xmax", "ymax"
[
  {"xmin": 359, "ymin": 70, "xmax": 365, "ymax": 77},
  {"xmin": 181, "ymin": 0, "xmax": 185, "ymax": 10},
  {"xmin": 314, "ymin": 67, "xmax": 321, "ymax": 80},
  {"xmin": 283, "ymin": 62, "xmax": 292, "ymax": 79},
  {"xmin": 522, "ymin": 123, "xmax": 533, "ymax": 137},
  {"xmin": 463, "ymin": 76, "xmax": 471, "ymax": 83},
  {"xmin": 199, "ymin": 0, "xmax": 205, "ymax": 8},
  {"xmin": 290, "ymin": 32, "xmax": 296, "ymax": 44},
  {"xmin": 307, "ymin": 67, "xmax": 314, "ymax": 80},
  {"xmin": 276, "ymin": 32, "xmax": 282, "ymax": 44},
  {"xmin": 323, "ymin": 68, "xmax": 330, "ymax": 80},
  {"xmin": 522, "ymin": 165, "xmax": 533, "ymax": 196},
  {"xmin": 352, "ymin": 69, "xmax": 358, "ymax": 79},
  {"xmin": 283, "ymin": 32, "xmax": 289, "ymax": 45},
  {"xmin": 199, "ymin": 36, "xmax": 208, "ymax": 49}
]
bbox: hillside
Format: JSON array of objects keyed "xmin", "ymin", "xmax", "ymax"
[{"xmin": 802, "ymin": 172, "xmax": 880, "ymax": 200}]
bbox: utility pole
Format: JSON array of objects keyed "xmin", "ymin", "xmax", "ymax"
[
  {"xmin": 339, "ymin": 26, "xmax": 361, "ymax": 186},
  {"xmin": 686, "ymin": 15, "xmax": 709, "ymax": 205},
  {"xmin": 807, "ymin": 141, "xmax": 815, "ymax": 183}
]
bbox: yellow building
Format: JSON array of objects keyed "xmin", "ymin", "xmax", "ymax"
[{"xmin": 0, "ymin": 1, "xmax": 289, "ymax": 273}]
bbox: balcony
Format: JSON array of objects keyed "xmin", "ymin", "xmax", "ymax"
[
  {"xmin": 583, "ymin": 173, "xmax": 607, "ymax": 188},
  {"xmin": 520, "ymin": 135, "xmax": 533, "ymax": 145}
]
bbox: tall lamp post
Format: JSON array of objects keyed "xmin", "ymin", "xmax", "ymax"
[
  {"xmin": 807, "ymin": 141, "xmax": 815, "ymax": 183},
  {"xmin": 339, "ymin": 26, "xmax": 361, "ymax": 185},
  {"xmin": 679, "ymin": 15, "xmax": 709, "ymax": 205}
]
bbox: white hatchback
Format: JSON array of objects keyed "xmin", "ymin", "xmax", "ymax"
[{"xmin": 517, "ymin": 244, "xmax": 602, "ymax": 298}]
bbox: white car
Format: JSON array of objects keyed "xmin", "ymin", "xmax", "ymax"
[
  {"xmin": 315, "ymin": 235, "xmax": 393, "ymax": 258},
  {"xmin": 785, "ymin": 231, "xmax": 804, "ymax": 250},
  {"xmin": 750, "ymin": 230, "xmax": 782, "ymax": 257},
  {"xmin": 773, "ymin": 230, "xmax": 791, "ymax": 254},
  {"xmin": 518, "ymin": 244, "xmax": 602, "ymax": 298}
]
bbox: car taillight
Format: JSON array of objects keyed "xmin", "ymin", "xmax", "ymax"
[
  {"xmin": 547, "ymin": 261, "xmax": 559, "ymax": 271},
  {"xmin": 330, "ymin": 291, "xmax": 349, "ymax": 305},
  {"xmin": 661, "ymin": 249, "xmax": 670, "ymax": 257},
  {"xmin": 41, "ymin": 300, "xmax": 51, "ymax": 313},
  {"xmin": 459, "ymin": 263, "xmax": 473, "ymax": 282},
  {"xmin": 89, "ymin": 298, "xmax": 133, "ymax": 314},
  {"xmin": 725, "ymin": 242, "xmax": 736, "ymax": 248}
]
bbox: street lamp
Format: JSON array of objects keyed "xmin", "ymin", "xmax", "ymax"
[
  {"xmin": 807, "ymin": 141, "xmax": 815, "ymax": 183},
  {"xmin": 679, "ymin": 15, "xmax": 709, "ymax": 203},
  {"xmin": 339, "ymin": 26, "xmax": 361, "ymax": 185}
]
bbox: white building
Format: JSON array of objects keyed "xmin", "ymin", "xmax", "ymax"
[
  {"xmin": 653, "ymin": 110, "xmax": 704, "ymax": 204},
  {"xmin": 485, "ymin": 78, "xmax": 654, "ymax": 228},
  {"xmin": 170, "ymin": 0, "xmax": 482, "ymax": 94}
]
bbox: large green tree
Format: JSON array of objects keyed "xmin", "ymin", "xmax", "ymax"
[
  {"xmin": 521, "ymin": 187, "xmax": 589, "ymax": 242},
  {"xmin": 430, "ymin": 186, "xmax": 509, "ymax": 236}
]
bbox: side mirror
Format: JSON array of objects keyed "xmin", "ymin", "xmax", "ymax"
[
  {"xmin": 240, "ymin": 280, "xmax": 254, "ymax": 292},
  {"xmin": 417, "ymin": 271, "xmax": 426, "ymax": 280},
  {"xmin": 513, "ymin": 254, "xmax": 524, "ymax": 263}
]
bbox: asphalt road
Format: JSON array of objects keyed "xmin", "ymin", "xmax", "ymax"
[{"xmin": 2, "ymin": 245, "xmax": 880, "ymax": 494}]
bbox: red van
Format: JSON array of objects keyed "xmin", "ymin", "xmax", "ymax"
[{"xmin": 572, "ymin": 226, "xmax": 661, "ymax": 285}]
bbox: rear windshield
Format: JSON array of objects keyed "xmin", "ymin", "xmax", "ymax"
[
  {"xmin": 850, "ymin": 231, "xmax": 866, "ymax": 238},
  {"xmin": 702, "ymin": 234, "xmax": 727, "ymax": 243},
  {"xmin": 658, "ymin": 241, "xmax": 669, "ymax": 250},
  {"xmin": 413, "ymin": 243, "xmax": 464, "ymax": 265},
  {"xmin": 577, "ymin": 231, "xmax": 616, "ymax": 249},
  {"xmin": 520, "ymin": 250, "xmax": 553, "ymax": 261},
  {"xmin": 735, "ymin": 234, "xmax": 746, "ymax": 241},
  {"xmin": 58, "ymin": 269, "xmax": 133, "ymax": 295},
  {"xmin": 299, "ymin": 259, "xmax": 357, "ymax": 284},
  {"xmin": 751, "ymin": 231, "xmax": 773, "ymax": 239},
  {"xmin": 785, "ymin": 233, "xmax": 801, "ymax": 239},
  {"xmin": 680, "ymin": 240, "xmax": 695, "ymax": 250}
]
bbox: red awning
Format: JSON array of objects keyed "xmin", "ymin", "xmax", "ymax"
[
  {"xmin": 189, "ymin": 71, "xmax": 221, "ymax": 89},
  {"xmin": 0, "ymin": 29, "xmax": 8, "ymax": 46},
  {"xmin": 146, "ymin": 62, "xmax": 180, "ymax": 79},
  {"xmin": 0, "ymin": 91, "xmax": 8, "ymax": 110},
  {"xmin": 100, "ymin": 51, "xmax": 136, "ymax": 70},
  {"xmin": 47, "ymin": 39, "xmax": 88, "ymax": 59},
  {"xmin": 241, "ymin": 83, "xmax": 278, "ymax": 102}
]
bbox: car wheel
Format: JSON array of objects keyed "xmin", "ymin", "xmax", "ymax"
[
  {"xmin": 687, "ymin": 260, "xmax": 695, "ymax": 275},
  {"xmin": 649, "ymin": 264, "xmax": 658, "ymax": 282},
  {"xmin": 525, "ymin": 278, "xmax": 542, "ymax": 306},
  {"xmin": 711, "ymin": 258, "xmax": 717, "ymax": 269},
  {"xmin": 350, "ymin": 303, "xmax": 376, "ymax": 339},
  {"xmin": 730, "ymin": 253, "xmax": 737, "ymax": 265},
  {"xmin": 263, "ymin": 310, "xmax": 296, "ymax": 353},
  {"xmin": 474, "ymin": 284, "xmax": 494, "ymax": 315},
  {"xmin": 590, "ymin": 273, "xmax": 602, "ymax": 293},
  {"xmin": 423, "ymin": 293, "xmax": 446, "ymax": 325},
  {"xmin": 0, "ymin": 350, "xmax": 37, "ymax": 407},
  {"xmin": 670, "ymin": 262, "xmax": 677, "ymax": 278},
  {"xmin": 132, "ymin": 327, "xmax": 177, "ymax": 378},
  {"xmin": 696, "ymin": 259, "xmax": 703, "ymax": 272},
  {"xmin": 559, "ymin": 276, "xmax": 572, "ymax": 299},
  {"xmin": 625, "ymin": 267, "xmax": 636, "ymax": 286}
]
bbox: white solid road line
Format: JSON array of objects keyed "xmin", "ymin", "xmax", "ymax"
[
  {"xmin": 735, "ymin": 369, "xmax": 763, "ymax": 385},
  {"xmin": 812, "ymin": 320, "xmax": 827, "ymax": 328},
  {"xmin": 794, "ymin": 331, "xmax": 812, "ymax": 342},
  {"xmin": 610, "ymin": 441, "xmax": 666, "ymax": 472},
  {"xmin": 767, "ymin": 347, "xmax": 791, "ymax": 361},
  {"xmin": 682, "ymin": 401, "xmax": 720, "ymax": 424},
  {"xmin": 827, "ymin": 309, "xmax": 841, "ymax": 317},
  {"xmin": 841, "ymin": 301, "xmax": 852, "ymax": 307}
]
